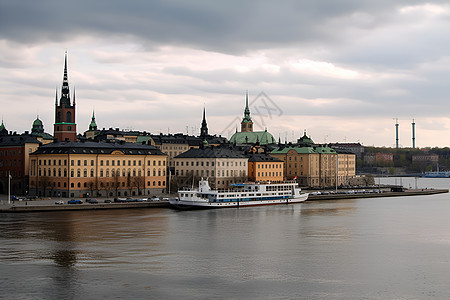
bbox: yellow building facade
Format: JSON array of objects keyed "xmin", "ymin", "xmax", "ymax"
[
  {"xmin": 29, "ymin": 141, "xmax": 167, "ymax": 198},
  {"xmin": 270, "ymin": 146, "xmax": 356, "ymax": 188},
  {"xmin": 247, "ymin": 154, "xmax": 283, "ymax": 182}
]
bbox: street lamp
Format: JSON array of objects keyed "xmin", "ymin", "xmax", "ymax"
[{"xmin": 8, "ymin": 171, "xmax": 11, "ymax": 205}]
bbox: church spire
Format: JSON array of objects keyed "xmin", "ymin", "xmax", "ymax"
[
  {"xmin": 243, "ymin": 90, "xmax": 251, "ymax": 121},
  {"xmin": 60, "ymin": 51, "xmax": 71, "ymax": 106},
  {"xmin": 241, "ymin": 91, "xmax": 253, "ymax": 133},
  {"xmin": 200, "ymin": 106, "xmax": 208, "ymax": 137},
  {"xmin": 89, "ymin": 109, "xmax": 97, "ymax": 131}
]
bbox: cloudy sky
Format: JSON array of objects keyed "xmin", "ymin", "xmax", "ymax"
[{"xmin": 1, "ymin": 0, "xmax": 450, "ymax": 147}]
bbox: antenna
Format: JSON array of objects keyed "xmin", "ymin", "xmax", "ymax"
[{"xmin": 412, "ymin": 119, "xmax": 416, "ymax": 149}]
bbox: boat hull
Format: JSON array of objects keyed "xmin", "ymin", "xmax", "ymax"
[{"xmin": 170, "ymin": 193, "xmax": 309, "ymax": 209}]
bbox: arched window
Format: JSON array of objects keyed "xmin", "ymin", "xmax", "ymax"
[
  {"xmin": 57, "ymin": 112, "xmax": 61, "ymax": 123},
  {"xmin": 66, "ymin": 111, "xmax": 72, "ymax": 123}
]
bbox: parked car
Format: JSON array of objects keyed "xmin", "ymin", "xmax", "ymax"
[
  {"xmin": 55, "ymin": 200, "xmax": 64, "ymax": 205},
  {"xmin": 104, "ymin": 199, "xmax": 112, "ymax": 203},
  {"xmin": 151, "ymin": 196, "xmax": 160, "ymax": 201},
  {"xmin": 67, "ymin": 199, "xmax": 83, "ymax": 204},
  {"xmin": 114, "ymin": 198, "xmax": 127, "ymax": 203},
  {"xmin": 86, "ymin": 198, "xmax": 98, "ymax": 204},
  {"xmin": 136, "ymin": 198, "xmax": 148, "ymax": 202}
]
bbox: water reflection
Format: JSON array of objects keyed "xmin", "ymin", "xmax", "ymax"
[{"xmin": 0, "ymin": 208, "xmax": 170, "ymax": 269}]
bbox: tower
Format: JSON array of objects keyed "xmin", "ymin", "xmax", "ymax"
[
  {"xmin": 241, "ymin": 91, "xmax": 253, "ymax": 133},
  {"xmin": 89, "ymin": 110, "xmax": 98, "ymax": 131},
  {"xmin": 31, "ymin": 116, "xmax": 44, "ymax": 134},
  {"xmin": 54, "ymin": 52, "xmax": 77, "ymax": 142},
  {"xmin": 412, "ymin": 119, "xmax": 416, "ymax": 149},
  {"xmin": 395, "ymin": 118, "xmax": 399, "ymax": 149},
  {"xmin": 200, "ymin": 107, "xmax": 208, "ymax": 138}
]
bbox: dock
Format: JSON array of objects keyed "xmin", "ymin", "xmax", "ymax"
[{"xmin": 0, "ymin": 200, "xmax": 170, "ymax": 213}]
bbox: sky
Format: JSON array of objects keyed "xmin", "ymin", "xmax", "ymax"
[{"xmin": 1, "ymin": 0, "xmax": 450, "ymax": 148}]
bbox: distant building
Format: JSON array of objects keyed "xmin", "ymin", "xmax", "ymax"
[
  {"xmin": 229, "ymin": 92, "xmax": 276, "ymax": 145},
  {"xmin": 29, "ymin": 141, "xmax": 167, "ymax": 198},
  {"xmin": 412, "ymin": 153, "xmax": 439, "ymax": 164},
  {"xmin": 328, "ymin": 142, "xmax": 364, "ymax": 160},
  {"xmin": 364, "ymin": 152, "xmax": 394, "ymax": 166}
]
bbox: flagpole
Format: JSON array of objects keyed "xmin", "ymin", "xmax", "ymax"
[{"xmin": 8, "ymin": 171, "xmax": 11, "ymax": 205}]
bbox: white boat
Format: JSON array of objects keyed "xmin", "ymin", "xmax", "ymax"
[{"xmin": 170, "ymin": 178, "xmax": 309, "ymax": 209}]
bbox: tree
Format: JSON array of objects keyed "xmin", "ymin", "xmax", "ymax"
[{"xmin": 132, "ymin": 176, "xmax": 145, "ymax": 195}]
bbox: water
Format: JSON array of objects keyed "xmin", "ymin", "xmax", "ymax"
[{"xmin": 1, "ymin": 178, "xmax": 450, "ymax": 299}]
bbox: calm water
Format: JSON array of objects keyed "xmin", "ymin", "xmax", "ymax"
[{"xmin": 1, "ymin": 177, "xmax": 450, "ymax": 299}]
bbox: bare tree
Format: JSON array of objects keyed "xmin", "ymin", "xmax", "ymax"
[
  {"xmin": 112, "ymin": 171, "xmax": 121, "ymax": 196},
  {"xmin": 39, "ymin": 177, "xmax": 50, "ymax": 197},
  {"xmin": 132, "ymin": 176, "xmax": 145, "ymax": 195}
]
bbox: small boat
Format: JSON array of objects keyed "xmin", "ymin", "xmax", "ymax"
[{"xmin": 170, "ymin": 178, "xmax": 309, "ymax": 209}]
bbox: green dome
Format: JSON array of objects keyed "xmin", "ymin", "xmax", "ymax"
[
  {"xmin": 33, "ymin": 118, "xmax": 43, "ymax": 126},
  {"xmin": 230, "ymin": 130, "xmax": 276, "ymax": 145}
]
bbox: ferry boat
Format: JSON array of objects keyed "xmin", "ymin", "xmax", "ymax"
[
  {"xmin": 170, "ymin": 179, "xmax": 309, "ymax": 209},
  {"xmin": 422, "ymin": 171, "xmax": 450, "ymax": 178}
]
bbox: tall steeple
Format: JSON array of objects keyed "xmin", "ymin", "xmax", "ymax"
[
  {"xmin": 54, "ymin": 51, "xmax": 77, "ymax": 142},
  {"xmin": 200, "ymin": 107, "xmax": 208, "ymax": 137},
  {"xmin": 60, "ymin": 51, "xmax": 71, "ymax": 107},
  {"xmin": 241, "ymin": 91, "xmax": 253, "ymax": 133}
]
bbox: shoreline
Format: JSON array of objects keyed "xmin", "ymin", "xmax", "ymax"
[{"xmin": 0, "ymin": 188, "xmax": 447, "ymax": 213}]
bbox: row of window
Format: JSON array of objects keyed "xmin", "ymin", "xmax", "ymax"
[
  {"xmin": 0, "ymin": 170, "xmax": 21, "ymax": 177},
  {"xmin": 0, "ymin": 160, "xmax": 22, "ymax": 167},
  {"xmin": 257, "ymin": 164, "xmax": 281, "ymax": 169},
  {"xmin": 253, "ymin": 172, "xmax": 282, "ymax": 177},
  {"xmin": 176, "ymin": 169, "xmax": 246, "ymax": 177},
  {"xmin": 31, "ymin": 180, "xmax": 166, "ymax": 188},
  {"xmin": 175, "ymin": 161, "xmax": 246, "ymax": 167},
  {"xmin": 36, "ymin": 168, "xmax": 166, "ymax": 178},
  {"xmin": 0, "ymin": 149, "xmax": 22, "ymax": 156},
  {"xmin": 38, "ymin": 159, "xmax": 166, "ymax": 167}
]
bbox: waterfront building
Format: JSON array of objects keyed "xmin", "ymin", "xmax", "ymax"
[
  {"xmin": 229, "ymin": 92, "xmax": 276, "ymax": 146},
  {"xmin": 173, "ymin": 145, "xmax": 248, "ymax": 189},
  {"xmin": 29, "ymin": 141, "xmax": 167, "ymax": 198},
  {"xmin": 54, "ymin": 53, "xmax": 77, "ymax": 142},
  {"xmin": 247, "ymin": 153, "xmax": 283, "ymax": 182},
  {"xmin": 0, "ymin": 133, "xmax": 40, "ymax": 195},
  {"xmin": 270, "ymin": 145, "xmax": 356, "ymax": 187}
]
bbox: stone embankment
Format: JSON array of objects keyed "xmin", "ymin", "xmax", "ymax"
[{"xmin": 0, "ymin": 200, "xmax": 170, "ymax": 213}]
